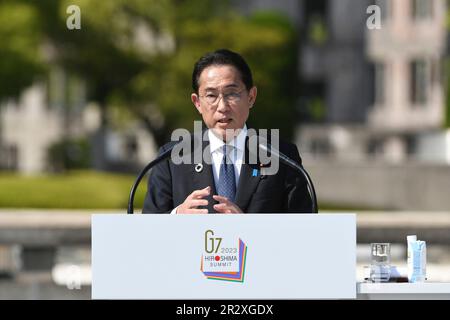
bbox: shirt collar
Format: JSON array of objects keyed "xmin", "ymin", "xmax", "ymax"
[{"xmin": 208, "ymin": 124, "xmax": 247, "ymax": 153}]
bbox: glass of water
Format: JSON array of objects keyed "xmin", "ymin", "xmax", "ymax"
[{"xmin": 370, "ymin": 243, "xmax": 391, "ymax": 283}]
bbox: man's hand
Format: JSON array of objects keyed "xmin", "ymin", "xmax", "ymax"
[
  {"xmin": 213, "ymin": 195, "xmax": 243, "ymax": 214},
  {"xmin": 176, "ymin": 186, "xmax": 210, "ymax": 214}
]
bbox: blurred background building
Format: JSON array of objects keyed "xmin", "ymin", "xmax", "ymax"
[{"xmin": 298, "ymin": 0, "xmax": 448, "ymax": 165}]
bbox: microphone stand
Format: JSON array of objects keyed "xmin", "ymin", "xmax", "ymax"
[{"xmin": 127, "ymin": 147, "xmax": 173, "ymax": 214}]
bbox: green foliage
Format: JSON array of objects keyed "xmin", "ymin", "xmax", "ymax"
[
  {"xmin": 1, "ymin": 0, "xmax": 299, "ymax": 143},
  {"xmin": 446, "ymin": 58, "xmax": 450, "ymax": 128},
  {"xmin": 0, "ymin": 170, "xmax": 146, "ymax": 209},
  {"xmin": 445, "ymin": 1, "xmax": 450, "ymax": 128},
  {"xmin": 0, "ymin": 0, "xmax": 46, "ymax": 98},
  {"xmin": 307, "ymin": 14, "xmax": 328, "ymax": 46},
  {"xmin": 55, "ymin": 1, "xmax": 298, "ymax": 141},
  {"xmin": 447, "ymin": 0, "xmax": 450, "ymax": 30},
  {"xmin": 308, "ymin": 97, "xmax": 326, "ymax": 122},
  {"xmin": 47, "ymin": 138, "xmax": 91, "ymax": 171},
  {"xmin": 156, "ymin": 9, "xmax": 299, "ymax": 140}
]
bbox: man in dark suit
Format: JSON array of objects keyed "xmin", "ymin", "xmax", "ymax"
[{"xmin": 143, "ymin": 49, "xmax": 313, "ymax": 214}]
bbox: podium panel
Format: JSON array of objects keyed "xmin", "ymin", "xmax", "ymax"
[{"xmin": 92, "ymin": 214, "xmax": 356, "ymax": 299}]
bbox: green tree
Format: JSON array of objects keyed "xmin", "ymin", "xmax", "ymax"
[
  {"xmin": 445, "ymin": 0, "xmax": 450, "ymax": 128},
  {"xmin": 0, "ymin": 0, "xmax": 45, "ymax": 99},
  {"xmin": 1, "ymin": 0, "xmax": 299, "ymax": 154},
  {"xmin": 446, "ymin": 60, "xmax": 450, "ymax": 128},
  {"xmin": 125, "ymin": 8, "xmax": 299, "ymax": 141},
  {"xmin": 49, "ymin": 0, "xmax": 298, "ymax": 143},
  {"xmin": 29, "ymin": 0, "xmax": 175, "ymax": 168}
]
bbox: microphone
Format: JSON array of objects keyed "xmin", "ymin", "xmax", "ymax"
[
  {"xmin": 127, "ymin": 135, "xmax": 196, "ymax": 214},
  {"xmin": 255, "ymin": 137, "xmax": 318, "ymax": 213}
]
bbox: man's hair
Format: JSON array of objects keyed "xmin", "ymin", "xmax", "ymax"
[{"xmin": 192, "ymin": 49, "xmax": 253, "ymax": 94}]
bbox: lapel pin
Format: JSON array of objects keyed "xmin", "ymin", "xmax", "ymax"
[
  {"xmin": 259, "ymin": 163, "xmax": 270, "ymax": 178},
  {"xmin": 195, "ymin": 163, "xmax": 203, "ymax": 173},
  {"xmin": 252, "ymin": 168, "xmax": 259, "ymax": 177}
]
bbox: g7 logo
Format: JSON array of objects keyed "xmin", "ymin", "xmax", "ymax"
[{"xmin": 205, "ymin": 230, "xmax": 222, "ymax": 253}]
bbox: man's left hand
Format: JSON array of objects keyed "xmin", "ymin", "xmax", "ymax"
[{"xmin": 212, "ymin": 195, "xmax": 243, "ymax": 214}]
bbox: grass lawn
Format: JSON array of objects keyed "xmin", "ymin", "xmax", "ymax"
[
  {"xmin": 0, "ymin": 170, "xmax": 147, "ymax": 209},
  {"xmin": 0, "ymin": 170, "xmax": 378, "ymax": 211}
]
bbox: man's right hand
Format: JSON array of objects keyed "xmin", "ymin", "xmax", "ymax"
[{"xmin": 176, "ymin": 186, "xmax": 210, "ymax": 214}]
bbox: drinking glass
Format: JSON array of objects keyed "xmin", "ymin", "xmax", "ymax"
[{"xmin": 370, "ymin": 243, "xmax": 391, "ymax": 282}]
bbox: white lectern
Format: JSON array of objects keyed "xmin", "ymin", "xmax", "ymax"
[{"xmin": 91, "ymin": 214, "xmax": 356, "ymax": 299}]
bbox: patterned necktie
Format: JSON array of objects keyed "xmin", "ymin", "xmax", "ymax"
[{"xmin": 217, "ymin": 144, "xmax": 236, "ymax": 202}]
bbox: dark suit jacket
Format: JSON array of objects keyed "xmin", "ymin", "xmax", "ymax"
[{"xmin": 142, "ymin": 132, "xmax": 313, "ymax": 213}]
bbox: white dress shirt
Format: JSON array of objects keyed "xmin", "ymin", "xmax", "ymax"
[
  {"xmin": 172, "ymin": 125, "xmax": 247, "ymax": 214},
  {"xmin": 207, "ymin": 125, "xmax": 247, "ymax": 189}
]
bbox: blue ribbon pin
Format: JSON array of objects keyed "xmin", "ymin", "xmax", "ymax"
[{"xmin": 252, "ymin": 169, "xmax": 259, "ymax": 177}]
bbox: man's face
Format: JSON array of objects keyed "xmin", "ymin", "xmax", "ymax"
[{"xmin": 191, "ymin": 65, "xmax": 257, "ymax": 141}]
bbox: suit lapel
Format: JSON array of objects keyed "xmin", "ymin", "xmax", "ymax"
[
  {"xmin": 234, "ymin": 139, "xmax": 261, "ymax": 212},
  {"xmin": 191, "ymin": 135, "xmax": 217, "ymax": 213}
]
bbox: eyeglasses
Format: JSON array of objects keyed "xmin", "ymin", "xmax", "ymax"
[{"xmin": 199, "ymin": 90, "xmax": 244, "ymax": 106}]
